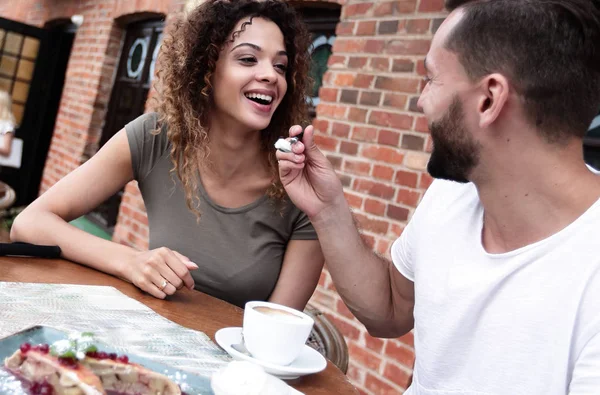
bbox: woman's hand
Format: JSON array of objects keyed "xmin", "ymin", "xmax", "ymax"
[{"xmin": 124, "ymin": 247, "xmax": 198, "ymax": 299}]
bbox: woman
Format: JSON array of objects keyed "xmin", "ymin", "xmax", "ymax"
[
  {"xmin": 0, "ymin": 90, "xmax": 15, "ymax": 158},
  {"xmin": 11, "ymin": 0, "xmax": 324, "ymax": 310}
]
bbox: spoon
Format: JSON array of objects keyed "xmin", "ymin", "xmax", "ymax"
[{"xmin": 231, "ymin": 342, "xmax": 253, "ymax": 357}]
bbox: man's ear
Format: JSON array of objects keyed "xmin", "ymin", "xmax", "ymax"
[{"xmin": 477, "ymin": 73, "xmax": 509, "ymax": 129}]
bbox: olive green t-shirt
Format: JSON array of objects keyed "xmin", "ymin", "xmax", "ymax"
[{"xmin": 125, "ymin": 113, "xmax": 318, "ymax": 307}]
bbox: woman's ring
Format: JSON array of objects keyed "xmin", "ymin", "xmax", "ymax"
[{"xmin": 159, "ymin": 279, "xmax": 168, "ymax": 291}]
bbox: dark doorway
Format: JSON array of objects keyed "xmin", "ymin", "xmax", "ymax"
[
  {"xmin": 87, "ymin": 19, "xmax": 163, "ymax": 233},
  {"xmin": 0, "ymin": 17, "xmax": 75, "ymax": 206}
]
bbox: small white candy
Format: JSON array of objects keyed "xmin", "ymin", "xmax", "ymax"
[{"xmin": 275, "ymin": 138, "xmax": 293, "ymax": 153}]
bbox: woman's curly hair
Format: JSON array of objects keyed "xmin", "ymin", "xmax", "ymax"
[{"xmin": 154, "ymin": 0, "xmax": 312, "ymax": 219}]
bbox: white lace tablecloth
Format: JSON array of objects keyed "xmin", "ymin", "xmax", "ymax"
[{"xmin": 0, "ymin": 282, "xmax": 231, "ymax": 378}]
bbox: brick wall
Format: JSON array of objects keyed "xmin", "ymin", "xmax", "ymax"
[{"xmin": 0, "ymin": 0, "xmax": 449, "ymax": 393}]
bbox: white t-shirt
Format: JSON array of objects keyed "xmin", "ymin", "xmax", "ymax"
[{"xmin": 392, "ymin": 176, "xmax": 600, "ymax": 395}]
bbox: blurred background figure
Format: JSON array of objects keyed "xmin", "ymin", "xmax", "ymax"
[
  {"xmin": 0, "ymin": 90, "xmax": 17, "ymax": 211},
  {"xmin": 0, "ymin": 90, "xmax": 15, "ymax": 158}
]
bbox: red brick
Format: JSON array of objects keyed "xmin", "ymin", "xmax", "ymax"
[
  {"xmin": 348, "ymin": 108, "xmax": 368, "ymax": 123},
  {"xmin": 333, "ymin": 36, "xmax": 365, "ymax": 54},
  {"xmin": 345, "ymin": 159, "xmax": 371, "ymax": 175},
  {"xmin": 402, "ymin": 134, "xmax": 425, "ymax": 150},
  {"xmin": 331, "ymin": 122, "xmax": 350, "ymax": 138},
  {"xmin": 383, "ymin": 93, "xmax": 408, "ymax": 109},
  {"xmin": 373, "ymin": 2, "xmax": 394, "ymax": 16},
  {"xmin": 386, "ymin": 39, "xmax": 431, "ymax": 55},
  {"xmin": 341, "ymin": 141, "xmax": 359, "ymax": 155},
  {"xmin": 416, "ymin": 59, "xmax": 427, "ymax": 76},
  {"xmin": 396, "ymin": 188, "xmax": 421, "ymax": 206},
  {"xmin": 395, "ymin": 170, "xmax": 419, "ymax": 188},
  {"xmin": 354, "ymin": 212, "xmax": 390, "ymax": 235},
  {"xmin": 370, "ymin": 57, "xmax": 390, "ymax": 72},
  {"xmin": 415, "ymin": 116, "xmax": 430, "ymax": 133},
  {"xmin": 334, "ymin": 73, "xmax": 356, "ymax": 87},
  {"xmin": 375, "ymin": 76, "xmax": 419, "ymax": 93},
  {"xmin": 382, "ymin": 361, "xmax": 413, "ymax": 389},
  {"xmin": 364, "ymin": 333, "xmax": 386, "ymax": 353},
  {"xmin": 395, "ymin": 0, "xmax": 419, "ymax": 13},
  {"xmin": 387, "ymin": 204, "xmax": 410, "ymax": 221},
  {"xmin": 314, "ymin": 135, "xmax": 338, "ymax": 151},
  {"xmin": 348, "ymin": 56, "xmax": 368, "ymax": 69},
  {"xmin": 384, "ymin": 340, "xmax": 416, "ymax": 367},
  {"xmin": 373, "ymin": 165, "xmax": 395, "ymax": 181},
  {"xmin": 348, "ymin": 341, "xmax": 383, "ymax": 372},
  {"xmin": 419, "ymin": 0, "xmax": 446, "ymax": 12},
  {"xmin": 327, "ymin": 55, "xmax": 346, "ymax": 68},
  {"xmin": 392, "ymin": 58, "xmax": 415, "ymax": 73},
  {"xmin": 316, "ymin": 103, "xmax": 336, "ymax": 118},
  {"xmin": 356, "ymin": 21, "xmax": 376, "ymax": 35},
  {"xmin": 420, "ymin": 173, "xmax": 434, "ymax": 189},
  {"xmin": 347, "ymin": 362, "xmax": 366, "ymax": 385},
  {"xmin": 369, "ymin": 111, "xmax": 414, "ymax": 130},
  {"xmin": 352, "ymin": 126, "xmax": 378, "ymax": 143},
  {"xmin": 364, "ymin": 199, "xmax": 386, "ymax": 216},
  {"xmin": 354, "ymin": 74, "xmax": 375, "ymax": 88},
  {"xmin": 399, "ymin": 330, "xmax": 415, "ymax": 348},
  {"xmin": 328, "ymin": 315, "xmax": 362, "ymax": 341},
  {"xmin": 360, "ymin": 91, "xmax": 381, "ymax": 106},
  {"xmin": 365, "ymin": 373, "xmax": 400, "ymax": 395},
  {"xmin": 312, "ymin": 119, "xmax": 330, "ymax": 134},
  {"xmin": 407, "ymin": 18, "xmax": 432, "ymax": 34},
  {"xmin": 340, "ymin": 89, "xmax": 359, "ymax": 104},
  {"xmin": 365, "ymin": 39, "xmax": 386, "ymax": 54},
  {"xmin": 319, "ymin": 87, "xmax": 338, "ymax": 102},
  {"xmin": 376, "ymin": 239, "xmax": 391, "ymax": 256},
  {"xmin": 362, "ymin": 146, "xmax": 405, "ymax": 164},
  {"xmin": 344, "ymin": 191, "xmax": 364, "ymax": 209},
  {"xmin": 336, "ymin": 21, "xmax": 356, "ymax": 36},
  {"xmin": 378, "ymin": 20, "xmax": 399, "ymax": 35},
  {"xmin": 311, "ymin": 289, "xmax": 335, "ymax": 308},
  {"xmin": 378, "ymin": 129, "xmax": 401, "ymax": 146},
  {"xmin": 354, "ymin": 179, "xmax": 396, "ymax": 200},
  {"xmin": 343, "ymin": 3, "xmax": 374, "ymax": 18},
  {"xmin": 391, "ymin": 224, "xmax": 405, "ymax": 237}
]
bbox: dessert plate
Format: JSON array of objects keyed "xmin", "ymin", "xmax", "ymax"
[
  {"xmin": 215, "ymin": 327, "xmax": 327, "ymax": 380},
  {"xmin": 0, "ymin": 326, "xmax": 213, "ymax": 394}
]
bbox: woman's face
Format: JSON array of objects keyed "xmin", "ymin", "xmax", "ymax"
[{"xmin": 211, "ymin": 17, "xmax": 288, "ymax": 133}]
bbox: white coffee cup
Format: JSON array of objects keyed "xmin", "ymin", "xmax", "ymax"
[{"xmin": 243, "ymin": 301, "xmax": 314, "ymax": 366}]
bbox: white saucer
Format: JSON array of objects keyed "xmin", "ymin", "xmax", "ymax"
[{"xmin": 215, "ymin": 327, "xmax": 327, "ymax": 380}]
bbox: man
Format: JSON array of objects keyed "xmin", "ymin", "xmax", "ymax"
[{"xmin": 276, "ymin": 0, "xmax": 600, "ymax": 393}]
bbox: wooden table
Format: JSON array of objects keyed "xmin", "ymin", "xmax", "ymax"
[{"xmin": 0, "ymin": 256, "xmax": 358, "ymax": 394}]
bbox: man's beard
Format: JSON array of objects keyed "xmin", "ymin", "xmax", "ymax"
[{"xmin": 427, "ymin": 96, "xmax": 480, "ymax": 183}]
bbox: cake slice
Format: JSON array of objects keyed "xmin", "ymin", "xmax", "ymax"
[
  {"xmin": 82, "ymin": 351, "xmax": 181, "ymax": 395},
  {"xmin": 4, "ymin": 343, "xmax": 105, "ymax": 395}
]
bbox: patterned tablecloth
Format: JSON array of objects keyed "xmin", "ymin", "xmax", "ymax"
[{"xmin": 0, "ymin": 282, "xmax": 231, "ymax": 378}]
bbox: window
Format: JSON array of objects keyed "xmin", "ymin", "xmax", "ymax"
[
  {"xmin": 0, "ymin": 29, "xmax": 40, "ymax": 126},
  {"xmin": 295, "ymin": 4, "xmax": 341, "ymax": 118}
]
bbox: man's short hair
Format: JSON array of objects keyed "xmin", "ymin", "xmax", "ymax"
[{"xmin": 445, "ymin": 0, "xmax": 600, "ymax": 142}]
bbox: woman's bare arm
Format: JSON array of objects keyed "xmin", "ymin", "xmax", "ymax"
[{"xmin": 268, "ymin": 239, "xmax": 324, "ymax": 311}]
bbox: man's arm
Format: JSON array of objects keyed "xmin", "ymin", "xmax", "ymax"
[
  {"xmin": 276, "ymin": 125, "xmax": 414, "ymax": 338},
  {"xmin": 311, "ymin": 196, "xmax": 414, "ymax": 338}
]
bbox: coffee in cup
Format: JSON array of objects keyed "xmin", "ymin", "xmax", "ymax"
[{"xmin": 243, "ymin": 301, "xmax": 314, "ymax": 366}]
